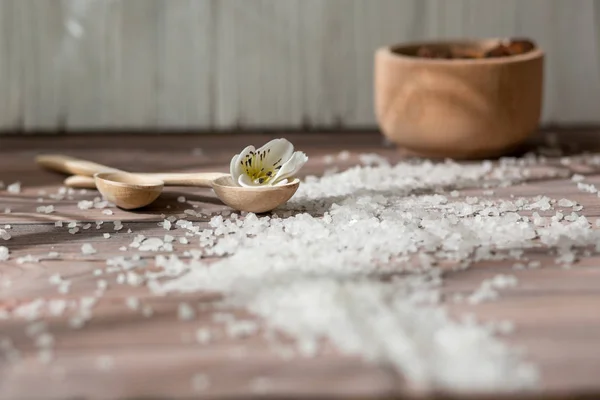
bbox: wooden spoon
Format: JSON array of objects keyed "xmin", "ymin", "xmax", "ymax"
[{"xmin": 36, "ymin": 155, "xmax": 300, "ymax": 213}]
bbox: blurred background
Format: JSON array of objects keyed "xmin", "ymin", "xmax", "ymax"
[{"xmin": 0, "ymin": 0, "xmax": 599, "ymax": 132}]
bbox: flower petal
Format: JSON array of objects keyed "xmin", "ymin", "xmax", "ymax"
[
  {"xmin": 257, "ymin": 138, "xmax": 295, "ymax": 168},
  {"xmin": 272, "ymin": 151, "xmax": 308, "ymax": 184},
  {"xmin": 230, "ymin": 153, "xmax": 241, "ymax": 181},
  {"xmin": 237, "ymin": 174, "xmax": 257, "ymax": 188},
  {"xmin": 231, "ymin": 145, "xmax": 255, "ymax": 186}
]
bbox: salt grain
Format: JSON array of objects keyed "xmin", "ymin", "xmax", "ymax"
[
  {"xmin": 102, "ymin": 209, "xmax": 113, "ymax": 215},
  {"xmin": 178, "ymin": 196, "xmax": 186, "ymax": 203},
  {"xmin": 77, "ymin": 200, "xmax": 94, "ymax": 210},
  {"xmin": 195, "ymin": 328, "xmax": 212, "ymax": 344},
  {"xmin": 0, "ymin": 246, "xmax": 9, "ymax": 261},
  {"xmin": 103, "ymin": 233, "xmax": 111, "ymax": 239},
  {"xmin": 142, "ymin": 305, "xmax": 154, "ymax": 317},
  {"xmin": 177, "ymin": 302, "xmax": 195, "ymax": 321},
  {"xmin": 7, "ymin": 182, "xmax": 21, "ymax": 193},
  {"xmin": 125, "ymin": 297, "xmax": 140, "ymax": 310},
  {"xmin": 81, "ymin": 243, "xmax": 97, "ymax": 255},
  {"xmin": 68, "ymin": 316, "xmax": 86, "ymax": 329},
  {"xmin": 36, "ymin": 205, "xmax": 55, "ymax": 214},
  {"xmin": 557, "ymin": 198, "xmax": 574, "ymax": 208},
  {"xmin": 0, "ymin": 229, "xmax": 10, "ymax": 240}
]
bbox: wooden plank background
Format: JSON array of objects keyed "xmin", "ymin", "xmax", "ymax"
[{"xmin": 0, "ymin": 0, "xmax": 599, "ymax": 131}]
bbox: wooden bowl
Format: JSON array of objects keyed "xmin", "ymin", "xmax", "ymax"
[{"xmin": 374, "ymin": 38, "xmax": 544, "ymax": 159}]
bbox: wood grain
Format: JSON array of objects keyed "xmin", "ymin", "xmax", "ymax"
[
  {"xmin": 2, "ymin": 130, "xmax": 600, "ymax": 398},
  {"xmin": 0, "ymin": 0, "xmax": 599, "ymax": 130}
]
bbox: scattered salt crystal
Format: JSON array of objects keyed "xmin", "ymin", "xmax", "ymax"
[
  {"xmin": 126, "ymin": 271, "xmax": 144, "ymax": 286},
  {"xmin": 359, "ymin": 153, "xmax": 389, "ymax": 167},
  {"xmin": 0, "ymin": 246, "xmax": 9, "ymax": 261},
  {"xmin": 119, "ymin": 246, "xmax": 127, "ymax": 251},
  {"xmin": 103, "ymin": 233, "xmax": 110, "ymax": 239},
  {"xmin": 35, "ymin": 333, "xmax": 54, "ymax": 348},
  {"xmin": 125, "ymin": 297, "xmax": 140, "ymax": 310},
  {"xmin": 102, "ymin": 209, "xmax": 113, "ymax": 215},
  {"xmin": 57, "ymin": 282, "xmax": 71, "ymax": 294},
  {"xmin": 571, "ymin": 174, "xmax": 585, "ymax": 182},
  {"xmin": 97, "ymin": 280, "xmax": 108, "ymax": 290},
  {"xmin": 557, "ymin": 198, "xmax": 574, "ymax": 208},
  {"xmin": 7, "ymin": 182, "xmax": 21, "ymax": 194},
  {"xmin": 163, "ymin": 220, "xmax": 172, "ymax": 230},
  {"xmin": 68, "ymin": 316, "xmax": 86, "ymax": 329},
  {"xmin": 68, "ymin": 227, "xmax": 79, "ymax": 235},
  {"xmin": 48, "ymin": 274, "xmax": 63, "ymax": 285},
  {"xmin": 195, "ymin": 328, "xmax": 212, "ymax": 344},
  {"xmin": 113, "ymin": 221, "xmax": 123, "ymax": 231},
  {"xmin": 96, "ymin": 355, "xmax": 114, "ymax": 371},
  {"xmin": 81, "ymin": 243, "xmax": 97, "ymax": 255},
  {"xmin": 139, "ymin": 237, "xmax": 164, "ymax": 252},
  {"xmin": 54, "ymin": 221, "xmax": 63, "ymax": 227},
  {"xmin": 177, "ymin": 196, "xmax": 186, "ymax": 203},
  {"xmin": 77, "ymin": 200, "xmax": 94, "ymax": 210},
  {"xmin": 337, "ymin": 150, "xmax": 350, "ymax": 160},
  {"xmin": 68, "ymin": 221, "xmax": 78, "ymax": 228},
  {"xmin": 177, "ymin": 302, "xmax": 195, "ymax": 321},
  {"xmin": 36, "ymin": 205, "xmax": 54, "ymax": 214},
  {"xmin": 0, "ymin": 230, "xmax": 10, "ymax": 240},
  {"xmin": 142, "ymin": 305, "xmax": 154, "ymax": 317},
  {"xmin": 164, "ymin": 235, "xmax": 174, "ymax": 243},
  {"xmin": 82, "ymin": 223, "xmax": 92, "ymax": 230}
]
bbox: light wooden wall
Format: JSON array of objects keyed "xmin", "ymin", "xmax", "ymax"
[{"xmin": 0, "ymin": 0, "xmax": 599, "ymax": 131}]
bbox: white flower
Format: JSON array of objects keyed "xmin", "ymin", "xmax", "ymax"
[{"xmin": 230, "ymin": 138, "xmax": 308, "ymax": 187}]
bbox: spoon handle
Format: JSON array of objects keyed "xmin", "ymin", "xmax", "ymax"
[
  {"xmin": 64, "ymin": 175, "xmax": 97, "ymax": 188},
  {"xmin": 144, "ymin": 173, "xmax": 229, "ymax": 187},
  {"xmin": 63, "ymin": 173, "xmax": 230, "ymax": 189},
  {"xmin": 36, "ymin": 154, "xmax": 121, "ymax": 177}
]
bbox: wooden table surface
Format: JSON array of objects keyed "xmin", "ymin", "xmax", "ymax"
[{"xmin": 1, "ymin": 130, "xmax": 600, "ymax": 400}]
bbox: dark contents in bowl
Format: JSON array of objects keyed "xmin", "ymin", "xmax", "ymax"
[{"xmin": 415, "ymin": 39, "xmax": 535, "ymax": 60}]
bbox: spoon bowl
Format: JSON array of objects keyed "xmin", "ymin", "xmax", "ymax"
[
  {"xmin": 211, "ymin": 176, "xmax": 300, "ymax": 214},
  {"xmin": 94, "ymin": 172, "xmax": 164, "ymax": 210},
  {"xmin": 94, "ymin": 172, "xmax": 300, "ymax": 212}
]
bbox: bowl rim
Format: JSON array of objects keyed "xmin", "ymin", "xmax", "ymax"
[{"xmin": 378, "ymin": 37, "xmax": 544, "ymax": 65}]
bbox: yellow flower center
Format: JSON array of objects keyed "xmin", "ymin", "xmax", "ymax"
[{"xmin": 240, "ymin": 149, "xmax": 283, "ymax": 185}]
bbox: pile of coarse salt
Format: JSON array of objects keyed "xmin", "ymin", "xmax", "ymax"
[{"xmin": 145, "ymin": 157, "xmax": 600, "ymax": 392}]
